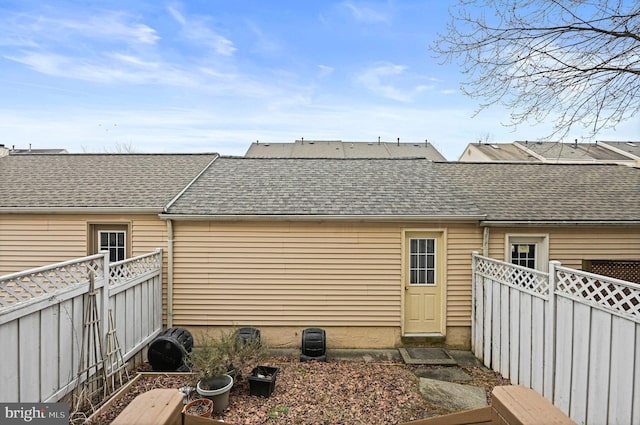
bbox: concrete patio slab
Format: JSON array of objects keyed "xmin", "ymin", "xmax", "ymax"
[{"xmin": 398, "ymin": 347, "xmax": 458, "ymax": 365}]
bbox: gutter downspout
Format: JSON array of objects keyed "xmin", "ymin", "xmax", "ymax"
[
  {"xmin": 163, "ymin": 154, "xmax": 219, "ymax": 329},
  {"xmin": 482, "ymin": 226, "xmax": 489, "ymax": 257},
  {"xmin": 167, "ymin": 219, "xmax": 174, "ymax": 328}
]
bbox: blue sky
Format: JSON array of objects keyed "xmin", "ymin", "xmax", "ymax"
[{"xmin": 1, "ymin": 1, "xmax": 637, "ymax": 160}]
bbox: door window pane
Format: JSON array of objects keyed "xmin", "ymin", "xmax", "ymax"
[{"xmin": 409, "ymin": 238, "xmax": 436, "ymax": 285}]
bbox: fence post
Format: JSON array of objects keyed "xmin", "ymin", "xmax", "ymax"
[
  {"xmin": 544, "ymin": 260, "xmax": 560, "ymax": 402},
  {"xmin": 154, "ymin": 247, "xmax": 163, "ymax": 330},
  {"xmin": 471, "ymin": 251, "xmax": 478, "ymax": 354}
]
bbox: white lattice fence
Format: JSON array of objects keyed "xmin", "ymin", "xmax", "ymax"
[
  {"xmin": 472, "ymin": 254, "xmax": 552, "ymax": 398},
  {"xmin": 472, "ymin": 252, "xmax": 640, "ymax": 425},
  {"xmin": 0, "ymin": 255, "xmax": 104, "ymax": 308},
  {"xmin": 474, "ymin": 254, "xmax": 549, "ymax": 296},
  {"xmin": 553, "ymin": 265, "xmax": 640, "ymax": 425},
  {"xmin": 0, "ymin": 250, "xmax": 162, "ymax": 403},
  {"xmin": 110, "ymin": 250, "xmax": 162, "ymax": 286},
  {"xmin": 555, "ymin": 266, "xmax": 640, "ymax": 321}
]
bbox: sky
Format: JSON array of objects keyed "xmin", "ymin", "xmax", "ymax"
[{"xmin": 1, "ymin": 0, "xmax": 638, "ymax": 160}]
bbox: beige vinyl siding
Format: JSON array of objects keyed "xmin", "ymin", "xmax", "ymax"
[
  {"xmin": 0, "ymin": 214, "xmax": 167, "ymax": 275},
  {"xmin": 171, "ymin": 220, "xmax": 481, "ymax": 329},
  {"xmin": 445, "ymin": 224, "xmax": 483, "ymax": 327},
  {"xmin": 488, "ymin": 226, "xmax": 640, "ymax": 269},
  {"xmin": 0, "ymin": 215, "xmax": 87, "ymax": 274},
  {"xmin": 172, "ymin": 221, "xmax": 401, "ymax": 327}
]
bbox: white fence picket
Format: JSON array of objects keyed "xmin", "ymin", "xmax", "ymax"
[
  {"xmin": 570, "ymin": 302, "xmax": 590, "ymax": 424},
  {"xmin": 40, "ymin": 305, "xmax": 59, "ymax": 401},
  {"xmin": 530, "ymin": 297, "xmax": 545, "ymax": 395},
  {"xmin": 472, "ymin": 253, "xmax": 640, "ymax": 425},
  {"xmin": 0, "ymin": 320, "xmax": 19, "ymax": 402},
  {"xmin": 509, "ymin": 289, "xmax": 520, "ymax": 384},
  {"xmin": 19, "ymin": 313, "xmax": 40, "ymax": 402},
  {"xmin": 608, "ymin": 316, "xmax": 635, "ymax": 425},
  {"xmin": 519, "ymin": 294, "xmax": 532, "ymax": 389},
  {"xmin": 0, "ymin": 249, "xmax": 163, "ymax": 403},
  {"xmin": 633, "ymin": 325, "xmax": 640, "ymax": 425},
  {"xmin": 491, "ymin": 280, "xmax": 501, "ymax": 372},
  {"xmin": 586, "ymin": 309, "xmax": 612, "ymax": 424},
  {"xmin": 499, "ymin": 283, "xmax": 510, "ymax": 378},
  {"xmin": 554, "ymin": 296, "xmax": 573, "ymax": 414}
]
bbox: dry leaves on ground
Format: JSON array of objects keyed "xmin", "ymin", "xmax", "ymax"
[{"xmin": 87, "ymin": 357, "xmax": 509, "ymax": 425}]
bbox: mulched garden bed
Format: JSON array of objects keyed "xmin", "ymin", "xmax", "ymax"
[{"xmin": 85, "ymin": 356, "xmax": 509, "ymax": 425}]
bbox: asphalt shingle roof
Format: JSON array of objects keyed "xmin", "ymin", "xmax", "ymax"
[
  {"xmin": 0, "ymin": 153, "xmax": 217, "ymax": 210},
  {"xmin": 2, "ymin": 154, "xmax": 637, "ymax": 222},
  {"xmin": 245, "ymin": 140, "xmax": 447, "ymax": 160},
  {"xmin": 166, "ymin": 157, "xmax": 482, "ymax": 217},
  {"xmin": 166, "ymin": 157, "xmax": 639, "ymax": 222},
  {"xmin": 436, "ymin": 162, "xmax": 640, "ymax": 221},
  {"xmin": 520, "ymin": 142, "xmax": 631, "ymax": 161}
]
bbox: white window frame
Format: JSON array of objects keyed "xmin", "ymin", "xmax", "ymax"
[
  {"xmin": 99, "ymin": 230, "xmax": 127, "ymax": 262},
  {"xmin": 505, "ymin": 234, "xmax": 549, "ymax": 272},
  {"xmin": 408, "ymin": 237, "xmax": 437, "ymax": 286}
]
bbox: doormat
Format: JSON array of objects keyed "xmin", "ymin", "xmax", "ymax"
[{"xmin": 398, "ymin": 347, "xmax": 458, "ymax": 365}]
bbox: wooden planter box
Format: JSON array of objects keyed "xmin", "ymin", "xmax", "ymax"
[{"xmin": 86, "ymin": 372, "xmax": 195, "ymax": 423}]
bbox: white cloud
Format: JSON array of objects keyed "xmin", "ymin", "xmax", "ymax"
[
  {"xmin": 109, "ymin": 53, "xmax": 159, "ymax": 69},
  {"xmin": 5, "ymin": 52, "xmax": 197, "ymax": 86},
  {"xmin": 167, "ymin": 3, "xmax": 236, "ymax": 56},
  {"xmin": 0, "ymin": 11, "xmax": 159, "ymax": 46},
  {"xmin": 245, "ymin": 20, "xmax": 282, "ymax": 55},
  {"xmin": 356, "ymin": 63, "xmax": 432, "ymax": 102},
  {"xmin": 81, "ymin": 13, "xmax": 159, "ymax": 45},
  {"xmin": 317, "ymin": 65, "xmax": 334, "ymax": 78},
  {"xmin": 341, "ymin": 2, "xmax": 390, "ymax": 24},
  {"xmin": 167, "ymin": 5, "xmax": 187, "ymax": 25}
]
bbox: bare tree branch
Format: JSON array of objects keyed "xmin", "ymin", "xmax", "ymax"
[{"xmin": 432, "ymin": 0, "xmax": 640, "ymax": 139}]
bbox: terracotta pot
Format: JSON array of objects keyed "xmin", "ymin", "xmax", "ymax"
[{"xmin": 184, "ymin": 398, "xmax": 214, "ymax": 417}]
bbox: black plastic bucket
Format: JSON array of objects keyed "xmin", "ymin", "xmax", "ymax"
[
  {"xmin": 147, "ymin": 327, "xmax": 193, "ymax": 371},
  {"xmin": 236, "ymin": 327, "xmax": 261, "ymax": 345},
  {"xmin": 300, "ymin": 327, "xmax": 326, "ymax": 362}
]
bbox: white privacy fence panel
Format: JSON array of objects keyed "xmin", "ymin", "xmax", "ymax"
[
  {"xmin": 109, "ymin": 250, "xmax": 163, "ymax": 362},
  {"xmin": 472, "ymin": 254, "xmax": 553, "ymax": 397},
  {"xmin": 0, "ymin": 249, "xmax": 163, "ymax": 403},
  {"xmin": 472, "ymin": 252, "xmax": 640, "ymax": 425}
]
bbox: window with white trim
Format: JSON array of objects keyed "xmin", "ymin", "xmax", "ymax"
[
  {"xmin": 409, "ymin": 238, "xmax": 436, "ymax": 285},
  {"xmin": 511, "ymin": 243, "xmax": 536, "ymax": 269},
  {"xmin": 506, "ymin": 235, "xmax": 549, "ymax": 272},
  {"xmin": 99, "ymin": 230, "xmax": 126, "ymax": 262}
]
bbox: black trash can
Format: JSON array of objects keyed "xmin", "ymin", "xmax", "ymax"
[
  {"xmin": 147, "ymin": 327, "xmax": 193, "ymax": 371},
  {"xmin": 300, "ymin": 328, "xmax": 326, "ymax": 362},
  {"xmin": 236, "ymin": 327, "xmax": 261, "ymax": 345}
]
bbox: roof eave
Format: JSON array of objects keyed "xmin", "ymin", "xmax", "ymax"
[
  {"xmin": 481, "ymin": 220, "xmax": 640, "ymax": 227},
  {"xmin": 0, "ymin": 207, "xmax": 162, "ymax": 214},
  {"xmin": 159, "ymin": 214, "xmax": 486, "ymax": 222}
]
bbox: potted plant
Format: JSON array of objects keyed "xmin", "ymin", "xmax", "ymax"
[
  {"xmin": 184, "ymin": 398, "xmax": 214, "ymax": 417},
  {"xmin": 187, "ymin": 332, "xmax": 234, "ymax": 414},
  {"xmin": 225, "ymin": 328, "xmax": 268, "ymax": 381}
]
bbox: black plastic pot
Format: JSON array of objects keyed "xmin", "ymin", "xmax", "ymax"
[
  {"xmin": 236, "ymin": 327, "xmax": 261, "ymax": 345},
  {"xmin": 248, "ymin": 366, "xmax": 279, "ymax": 397}
]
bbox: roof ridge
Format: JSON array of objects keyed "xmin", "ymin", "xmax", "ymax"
[{"xmin": 164, "ymin": 154, "xmax": 221, "ymax": 212}]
